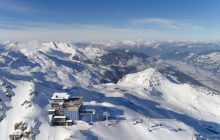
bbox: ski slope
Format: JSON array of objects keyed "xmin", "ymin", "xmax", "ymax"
[{"xmin": 0, "ymin": 41, "xmax": 219, "ymax": 140}]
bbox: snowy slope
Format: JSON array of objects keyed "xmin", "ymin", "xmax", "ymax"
[
  {"xmin": 0, "ymin": 41, "xmax": 220, "ymax": 140},
  {"xmin": 0, "ymin": 78, "xmax": 194, "ymax": 140},
  {"xmin": 118, "ymin": 68, "xmax": 160, "ymax": 87},
  {"xmin": 161, "ymin": 50, "xmax": 220, "ymax": 91},
  {"xmin": 117, "ymin": 68, "xmax": 220, "ymax": 138},
  {"xmin": 188, "ymin": 51, "xmax": 220, "ymax": 75},
  {"xmin": 0, "ymin": 41, "xmax": 102, "ymax": 88},
  {"xmin": 118, "ymin": 68, "xmax": 220, "ymax": 121},
  {"xmin": 0, "ymin": 80, "xmax": 92, "ymax": 140}
]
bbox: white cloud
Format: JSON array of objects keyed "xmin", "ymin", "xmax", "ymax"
[
  {"xmin": 0, "ymin": 20, "xmax": 207, "ymax": 42},
  {"xmin": 0, "ymin": 1, "xmax": 36, "ymax": 14},
  {"xmin": 133, "ymin": 18, "xmax": 203, "ymax": 30},
  {"xmin": 126, "ymin": 56, "xmax": 141, "ymax": 67},
  {"xmin": 133, "ymin": 18, "xmax": 176, "ymax": 26},
  {"xmin": 0, "ymin": 25, "xmax": 161, "ymax": 42}
]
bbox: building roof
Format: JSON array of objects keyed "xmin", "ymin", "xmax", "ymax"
[
  {"xmin": 48, "ymin": 108, "xmax": 55, "ymax": 111},
  {"xmin": 51, "ymin": 92, "xmax": 70, "ymax": 100},
  {"xmin": 54, "ymin": 116, "xmax": 66, "ymax": 119},
  {"xmin": 66, "ymin": 97, "xmax": 82, "ymax": 105}
]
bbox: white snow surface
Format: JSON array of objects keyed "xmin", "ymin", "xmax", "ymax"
[{"xmin": 0, "ymin": 42, "xmax": 219, "ymax": 140}]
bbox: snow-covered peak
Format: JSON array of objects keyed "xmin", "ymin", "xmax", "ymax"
[
  {"xmin": 117, "ymin": 67, "xmax": 220, "ymax": 127},
  {"xmin": 118, "ymin": 68, "xmax": 163, "ymax": 87},
  {"xmin": 1, "ymin": 41, "xmax": 220, "ymax": 139},
  {"xmin": 195, "ymin": 52, "xmax": 220, "ymax": 62},
  {"xmin": 43, "ymin": 42, "xmax": 75, "ymax": 53},
  {"xmin": 2, "ymin": 41, "xmax": 76, "ymax": 56},
  {"xmin": 81, "ymin": 46, "xmax": 107, "ymax": 59}
]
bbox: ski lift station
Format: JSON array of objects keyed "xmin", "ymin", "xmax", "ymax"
[{"xmin": 48, "ymin": 92, "xmax": 94, "ymax": 126}]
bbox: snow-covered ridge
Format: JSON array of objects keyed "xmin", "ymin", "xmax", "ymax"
[
  {"xmin": 0, "ymin": 41, "xmax": 102, "ymax": 88},
  {"xmin": 0, "ymin": 41, "xmax": 220, "ymax": 140},
  {"xmin": 189, "ymin": 52, "xmax": 220, "ymax": 67},
  {"xmin": 118, "ymin": 68, "xmax": 164, "ymax": 87},
  {"xmin": 118, "ymin": 68, "xmax": 220, "ymax": 124},
  {"xmin": 184, "ymin": 51, "xmax": 220, "ymax": 79}
]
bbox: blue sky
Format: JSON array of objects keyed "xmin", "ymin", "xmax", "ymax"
[{"xmin": 0, "ymin": 0, "xmax": 220, "ymax": 41}]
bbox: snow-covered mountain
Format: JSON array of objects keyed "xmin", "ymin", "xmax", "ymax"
[
  {"xmin": 188, "ymin": 51, "xmax": 220, "ymax": 75},
  {"xmin": 161, "ymin": 48, "xmax": 220, "ymax": 91},
  {"xmin": 118, "ymin": 68, "xmax": 220, "ymax": 123},
  {"xmin": 0, "ymin": 40, "xmax": 220, "ymax": 140}
]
